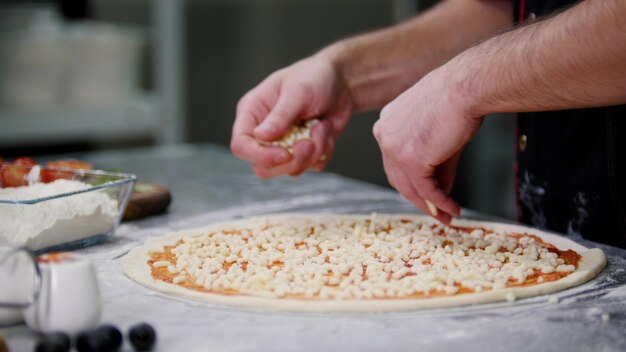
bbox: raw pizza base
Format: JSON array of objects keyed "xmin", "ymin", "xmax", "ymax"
[{"xmin": 122, "ymin": 214, "xmax": 606, "ymax": 312}]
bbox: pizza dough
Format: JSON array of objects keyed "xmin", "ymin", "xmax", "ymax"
[{"xmin": 122, "ymin": 214, "xmax": 606, "ymax": 312}]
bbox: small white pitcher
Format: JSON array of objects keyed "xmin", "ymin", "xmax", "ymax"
[
  {"xmin": 22, "ymin": 252, "xmax": 102, "ymax": 334},
  {"xmin": 0, "ymin": 248, "xmax": 102, "ymax": 334}
]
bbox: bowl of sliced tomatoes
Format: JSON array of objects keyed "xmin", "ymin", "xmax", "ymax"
[
  {"xmin": 0, "ymin": 157, "xmax": 136, "ymax": 252},
  {"xmin": 0, "ymin": 157, "xmax": 95, "ymax": 187}
]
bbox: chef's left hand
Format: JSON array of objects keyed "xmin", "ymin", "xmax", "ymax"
[{"xmin": 373, "ymin": 65, "xmax": 484, "ymax": 224}]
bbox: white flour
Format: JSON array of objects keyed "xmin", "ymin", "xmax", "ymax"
[{"xmin": 0, "ymin": 180, "xmax": 119, "ymax": 250}]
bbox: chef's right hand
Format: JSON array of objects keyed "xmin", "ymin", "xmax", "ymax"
[{"xmin": 231, "ymin": 56, "xmax": 354, "ymax": 178}]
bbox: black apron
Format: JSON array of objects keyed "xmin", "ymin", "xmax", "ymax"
[{"xmin": 514, "ymin": 0, "xmax": 626, "ymax": 248}]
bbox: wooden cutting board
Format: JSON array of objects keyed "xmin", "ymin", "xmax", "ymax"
[{"xmin": 123, "ymin": 182, "xmax": 172, "ymax": 221}]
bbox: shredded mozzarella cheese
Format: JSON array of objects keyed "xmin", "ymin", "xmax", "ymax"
[
  {"xmin": 164, "ymin": 216, "xmax": 577, "ymax": 300},
  {"xmin": 261, "ymin": 119, "xmax": 319, "ymax": 152}
]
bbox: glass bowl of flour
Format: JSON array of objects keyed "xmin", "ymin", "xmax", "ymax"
[{"xmin": 0, "ymin": 167, "xmax": 136, "ymax": 252}]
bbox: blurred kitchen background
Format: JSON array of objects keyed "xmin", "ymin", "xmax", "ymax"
[{"xmin": 0, "ymin": 0, "xmax": 516, "ymax": 220}]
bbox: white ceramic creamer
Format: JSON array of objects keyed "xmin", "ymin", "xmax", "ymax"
[{"xmin": 23, "ymin": 252, "xmax": 102, "ymax": 333}]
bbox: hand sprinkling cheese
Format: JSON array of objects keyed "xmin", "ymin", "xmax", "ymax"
[{"xmin": 261, "ymin": 119, "xmax": 319, "ymax": 153}]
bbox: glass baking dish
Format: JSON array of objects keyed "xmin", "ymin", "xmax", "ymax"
[{"xmin": 0, "ymin": 166, "xmax": 136, "ymax": 253}]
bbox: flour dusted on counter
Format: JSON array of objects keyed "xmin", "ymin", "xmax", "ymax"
[{"xmin": 0, "ymin": 180, "xmax": 119, "ymax": 250}]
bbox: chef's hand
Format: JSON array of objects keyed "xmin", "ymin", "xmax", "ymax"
[
  {"xmin": 373, "ymin": 66, "xmax": 484, "ymax": 224},
  {"xmin": 231, "ymin": 56, "xmax": 353, "ymax": 178}
]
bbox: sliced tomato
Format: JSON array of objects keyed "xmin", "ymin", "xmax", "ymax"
[
  {"xmin": 1, "ymin": 165, "xmax": 29, "ymax": 187},
  {"xmin": 40, "ymin": 169, "xmax": 74, "ymax": 183},
  {"xmin": 41, "ymin": 159, "xmax": 91, "ymax": 183},
  {"xmin": 12, "ymin": 157, "xmax": 37, "ymax": 166},
  {"xmin": 46, "ymin": 160, "xmax": 93, "ymax": 170}
]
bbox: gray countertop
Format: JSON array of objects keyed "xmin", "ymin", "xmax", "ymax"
[{"xmin": 2, "ymin": 144, "xmax": 626, "ymax": 352}]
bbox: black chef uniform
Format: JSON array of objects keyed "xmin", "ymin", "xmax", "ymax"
[{"xmin": 514, "ymin": 0, "xmax": 626, "ymax": 248}]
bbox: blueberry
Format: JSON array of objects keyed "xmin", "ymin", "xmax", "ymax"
[
  {"xmin": 35, "ymin": 332, "xmax": 71, "ymax": 352},
  {"xmin": 97, "ymin": 325, "xmax": 123, "ymax": 352},
  {"xmin": 128, "ymin": 323, "xmax": 157, "ymax": 351},
  {"xmin": 76, "ymin": 329, "xmax": 108, "ymax": 352}
]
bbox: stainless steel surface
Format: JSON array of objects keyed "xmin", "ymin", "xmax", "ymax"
[{"xmin": 2, "ymin": 144, "xmax": 625, "ymax": 351}]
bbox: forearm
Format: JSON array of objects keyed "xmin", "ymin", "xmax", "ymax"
[
  {"xmin": 316, "ymin": 0, "xmax": 512, "ymax": 112},
  {"xmin": 452, "ymin": 0, "xmax": 626, "ymax": 116}
]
